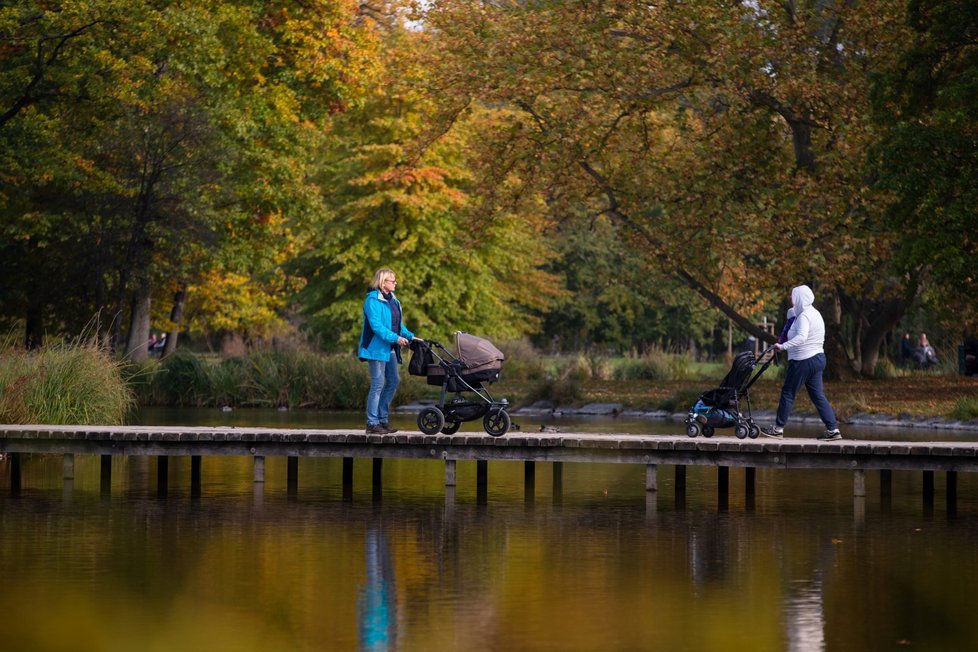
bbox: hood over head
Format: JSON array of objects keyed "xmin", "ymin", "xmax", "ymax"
[{"xmin": 791, "ymin": 285, "xmax": 815, "ymax": 314}]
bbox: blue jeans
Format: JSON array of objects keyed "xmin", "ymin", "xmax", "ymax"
[
  {"xmin": 366, "ymin": 352, "xmax": 400, "ymax": 426},
  {"xmin": 776, "ymin": 353, "xmax": 837, "ymax": 430}
]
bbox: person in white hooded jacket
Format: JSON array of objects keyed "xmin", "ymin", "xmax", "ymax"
[{"xmin": 761, "ymin": 285, "xmax": 843, "ymax": 441}]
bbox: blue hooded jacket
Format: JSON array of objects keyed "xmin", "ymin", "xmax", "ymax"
[{"xmin": 358, "ymin": 290, "xmax": 414, "ymax": 362}]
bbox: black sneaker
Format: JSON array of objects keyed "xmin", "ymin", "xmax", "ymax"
[
  {"xmin": 381, "ymin": 423, "xmax": 398, "ymax": 434},
  {"xmin": 760, "ymin": 425, "xmax": 784, "ymax": 439},
  {"xmin": 365, "ymin": 424, "xmax": 387, "ymax": 434},
  {"xmin": 819, "ymin": 429, "xmax": 843, "ymax": 441}
]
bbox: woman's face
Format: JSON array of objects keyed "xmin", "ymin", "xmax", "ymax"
[{"xmin": 382, "ymin": 275, "xmax": 397, "ymax": 292}]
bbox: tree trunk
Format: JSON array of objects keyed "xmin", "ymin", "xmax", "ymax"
[
  {"xmin": 25, "ymin": 302, "xmax": 44, "ymax": 350},
  {"xmin": 125, "ymin": 281, "xmax": 152, "ymax": 361},
  {"xmin": 161, "ymin": 286, "xmax": 187, "ymax": 358}
]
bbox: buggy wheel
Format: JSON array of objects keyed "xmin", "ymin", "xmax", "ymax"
[
  {"xmin": 441, "ymin": 420, "xmax": 461, "ymax": 435},
  {"xmin": 748, "ymin": 424, "xmax": 760, "ymax": 439},
  {"xmin": 735, "ymin": 423, "xmax": 750, "ymax": 439},
  {"xmin": 418, "ymin": 407, "xmax": 445, "ymax": 435},
  {"xmin": 686, "ymin": 422, "xmax": 701, "ymax": 438},
  {"xmin": 483, "ymin": 409, "xmax": 510, "ymax": 437},
  {"xmin": 703, "ymin": 426, "xmax": 715, "ymax": 438}
]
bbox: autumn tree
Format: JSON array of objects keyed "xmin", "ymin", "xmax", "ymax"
[
  {"xmin": 871, "ymin": 0, "xmax": 978, "ymax": 333},
  {"xmin": 417, "ymin": 0, "xmax": 919, "ymax": 376},
  {"xmin": 295, "ymin": 26, "xmax": 559, "ymax": 350},
  {"xmin": 0, "ymin": 0, "xmax": 378, "ymax": 357}
]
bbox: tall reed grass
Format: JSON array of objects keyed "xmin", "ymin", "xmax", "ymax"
[{"xmin": 0, "ymin": 339, "xmax": 133, "ymax": 424}]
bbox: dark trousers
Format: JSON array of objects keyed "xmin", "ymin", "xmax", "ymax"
[{"xmin": 776, "ymin": 353, "xmax": 837, "ymax": 430}]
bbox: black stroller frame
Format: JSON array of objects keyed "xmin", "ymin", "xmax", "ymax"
[
  {"xmin": 411, "ymin": 338, "xmax": 513, "ymax": 437},
  {"xmin": 684, "ymin": 346, "xmax": 779, "ymax": 439}
]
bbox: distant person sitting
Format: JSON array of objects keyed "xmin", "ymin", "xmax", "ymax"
[
  {"xmin": 913, "ymin": 333, "xmax": 938, "ymax": 368},
  {"xmin": 963, "ymin": 337, "xmax": 978, "ymax": 376},
  {"xmin": 900, "ymin": 332, "xmax": 915, "ymax": 365}
]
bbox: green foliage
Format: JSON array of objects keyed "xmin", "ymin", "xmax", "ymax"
[
  {"xmin": 295, "ymin": 29, "xmax": 559, "ymax": 350},
  {"xmin": 0, "ymin": 0, "xmax": 380, "ymax": 350},
  {"xmin": 526, "ymin": 374, "xmax": 583, "ymax": 407},
  {"xmin": 951, "ymin": 395, "xmax": 978, "ymax": 421},
  {"xmin": 494, "ymin": 339, "xmax": 548, "ymax": 381},
  {"xmin": 613, "ymin": 351, "xmax": 692, "ymax": 382},
  {"xmin": 132, "ymin": 350, "xmax": 410, "ymax": 410},
  {"xmin": 870, "ymin": 0, "xmax": 978, "ymax": 330},
  {"xmin": 0, "ymin": 339, "xmax": 133, "ymax": 424},
  {"xmin": 152, "ymin": 353, "xmax": 213, "ymax": 407},
  {"xmin": 658, "ymin": 388, "xmax": 702, "ymax": 414}
]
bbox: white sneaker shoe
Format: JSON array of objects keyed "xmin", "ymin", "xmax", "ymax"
[{"xmin": 761, "ymin": 425, "xmax": 784, "ymax": 438}]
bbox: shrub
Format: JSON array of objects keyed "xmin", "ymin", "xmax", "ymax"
[
  {"xmin": 951, "ymin": 395, "xmax": 978, "ymax": 421},
  {"xmin": 496, "ymin": 339, "xmax": 547, "ymax": 381},
  {"xmin": 0, "ymin": 340, "xmax": 133, "ymax": 424},
  {"xmin": 613, "ymin": 350, "xmax": 691, "ymax": 382},
  {"xmin": 152, "ymin": 352, "xmax": 211, "ymax": 406},
  {"xmin": 658, "ymin": 388, "xmax": 701, "ymax": 413}
]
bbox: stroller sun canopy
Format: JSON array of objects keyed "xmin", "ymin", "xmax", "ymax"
[{"xmin": 455, "ymin": 331, "xmax": 504, "ymax": 373}]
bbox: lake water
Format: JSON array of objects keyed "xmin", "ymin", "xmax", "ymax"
[{"xmin": 3, "ymin": 409, "xmax": 978, "ymax": 651}]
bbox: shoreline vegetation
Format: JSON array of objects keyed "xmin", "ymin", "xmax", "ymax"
[{"xmin": 2, "ymin": 341, "xmax": 977, "ymax": 426}]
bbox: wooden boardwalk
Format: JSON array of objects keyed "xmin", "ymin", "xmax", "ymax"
[{"xmin": 1, "ymin": 424, "xmax": 976, "ymax": 503}]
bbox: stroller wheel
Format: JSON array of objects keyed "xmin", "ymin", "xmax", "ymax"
[
  {"xmin": 441, "ymin": 420, "xmax": 461, "ymax": 435},
  {"xmin": 418, "ymin": 407, "xmax": 445, "ymax": 435},
  {"xmin": 748, "ymin": 423, "xmax": 760, "ymax": 439},
  {"xmin": 735, "ymin": 423, "xmax": 750, "ymax": 439},
  {"xmin": 702, "ymin": 426, "xmax": 715, "ymax": 438},
  {"xmin": 686, "ymin": 422, "xmax": 701, "ymax": 438},
  {"xmin": 483, "ymin": 409, "xmax": 510, "ymax": 437}
]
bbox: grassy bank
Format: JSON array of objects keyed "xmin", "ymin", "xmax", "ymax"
[
  {"xmin": 3, "ymin": 342, "xmax": 976, "ymax": 423},
  {"xmin": 129, "ymin": 347, "xmax": 978, "ymax": 421},
  {"xmin": 0, "ymin": 340, "xmax": 133, "ymax": 425}
]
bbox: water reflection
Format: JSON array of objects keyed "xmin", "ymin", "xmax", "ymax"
[
  {"xmin": 359, "ymin": 519, "xmax": 398, "ymax": 652},
  {"xmin": 785, "ymin": 578, "xmax": 826, "ymax": 652}
]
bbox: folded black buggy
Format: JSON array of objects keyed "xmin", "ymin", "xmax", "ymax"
[
  {"xmin": 684, "ymin": 346, "xmax": 777, "ymax": 439},
  {"xmin": 408, "ymin": 332, "xmax": 512, "ymax": 436}
]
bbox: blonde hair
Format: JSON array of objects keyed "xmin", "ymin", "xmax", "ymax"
[{"xmin": 370, "ymin": 267, "xmax": 396, "ymax": 290}]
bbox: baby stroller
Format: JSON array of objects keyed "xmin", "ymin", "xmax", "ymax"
[
  {"xmin": 684, "ymin": 346, "xmax": 778, "ymax": 439},
  {"xmin": 408, "ymin": 332, "xmax": 513, "ymax": 436}
]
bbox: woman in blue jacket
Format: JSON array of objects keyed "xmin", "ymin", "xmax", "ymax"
[{"xmin": 359, "ymin": 267, "xmax": 416, "ymax": 434}]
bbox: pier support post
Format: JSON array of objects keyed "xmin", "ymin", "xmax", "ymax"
[
  {"xmin": 445, "ymin": 459, "xmax": 457, "ymax": 487},
  {"xmin": 880, "ymin": 469, "xmax": 892, "ymax": 513},
  {"xmin": 287, "ymin": 457, "xmax": 298, "ymax": 494},
  {"xmin": 191, "ymin": 455, "xmax": 202, "ymax": 498},
  {"xmin": 675, "ymin": 465, "xmax": 687, "ymax": 510},
  {"xmin": 853, "ymin": 469, "xmax": 866, "ymax": 498},
  {"xmin": 476, "ymin": 460, "xmax": 488, "ymax": 505},
  {"xmin": 645, "ymin": 464, "xmax": 658, "ymax": 492},
  {"xmin": 10, "ymin": 452, "xmax": 21, "ymax": 495},
  {"xmin": 342, "ymin": 457, "xmax": 353, "ymax": 501},
  {"xmin": 157, "ymin": 456, "xmax": 169, "ymax": 496},
  {"xmin": 100, "ymin": 455, "xmax": 112, "ymax": 496},
  {"xmin": 372, "ymin": 458, "xmax": 383, "ymax": 502},
  {"xmin": 745, "ymin": 467, "xmax": 756, "ymax": 511},
  {"xmin": 553, "ymin": 462, "xmax": 563, "ymax": 506},
  {"xmin": 947, "ymin": 471, "xmax": 958, "ymax": 518},
  {"xmin": 253, "ymin": 456, "xmax": 265, "ymax": 483},
  {"xmin": 718, "ymin": 466, "xmax": 729, "ymax": 511},
  {"xmin": 63, "ymin": 454, "xmax": 75, "ymax": 480}
]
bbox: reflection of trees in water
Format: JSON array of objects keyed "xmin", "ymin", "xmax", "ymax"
[{"xmin": 687, "ymin": 514, "xmax": 732, "ymax": 585}]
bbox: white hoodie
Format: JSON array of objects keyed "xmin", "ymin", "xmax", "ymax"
[{"xmin": 780, "ymin": 285, "xmax": 825, "ymax": 361}]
